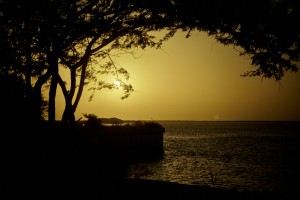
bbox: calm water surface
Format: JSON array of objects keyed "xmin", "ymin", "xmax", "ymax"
[{"xmin": 127, "ymin": 121, "xmax": 300, "ymax": 192}]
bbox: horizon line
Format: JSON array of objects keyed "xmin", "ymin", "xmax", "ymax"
[{"xmin": 123, "ymin": 119, "xmax": 300, "ymax": 122}]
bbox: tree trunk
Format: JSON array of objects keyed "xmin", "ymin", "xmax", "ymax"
[
  {"xmin": 48, "ymin": 53, "xmax": 59, "ymax": 124},
  {"xmin": 48, "ymin": 77, "xmax": 57, "ymax": 124},
  {"xmin": 72, "ymin": 56, "xmax": 89, "ymax": 112},
  {"xmin": 60, "ymin": 67, "xmax": 77, "ymax": 128},
  {"xmin": 33, "ymin": 70, "xmax": 51, "ymax": 123},
  {"xmin": 61, "ymin": 93, "xmax": 75, "ymax": 128}
]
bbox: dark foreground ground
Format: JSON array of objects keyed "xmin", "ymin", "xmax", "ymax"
[
  {"xmin": 1, "ymin": 125, "xmax": 299, "ymax": 200},
  {"xmin": 1, "ymin": 174, "xmax": 298, "ymax": 200}
]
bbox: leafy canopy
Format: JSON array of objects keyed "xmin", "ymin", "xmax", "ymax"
[{"xmin": 1, "ymin": 0, "xmax": 299, "ymax": 124}]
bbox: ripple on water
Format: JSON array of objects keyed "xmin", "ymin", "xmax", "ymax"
[{"xmin": 127, "ymin": 121, "xmax": 300, "ymax": 192}]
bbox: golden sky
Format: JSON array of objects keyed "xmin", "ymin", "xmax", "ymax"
[{"xmin": 56, "ymin": 31, "xmax": 300, "ymax": 121}]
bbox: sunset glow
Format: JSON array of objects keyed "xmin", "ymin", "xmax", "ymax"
[
  {"xmin": 56, "ymin": 31, "xmax": 300, "ymax": 121},
  {"xmin": 114, "ymin": 81, "xmax": 121, "ymax": 88}
]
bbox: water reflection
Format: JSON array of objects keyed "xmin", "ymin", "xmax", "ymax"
[{"xmin": 127, "ymin": 121, "xmax": 300, "ymax": 192}]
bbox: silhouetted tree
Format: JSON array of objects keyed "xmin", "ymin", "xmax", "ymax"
[
  {"xmin": 1, "ymin": 0, "xmax": 179, "ymax": 127},
  {"xmin": 175, "ymin": 0, "xmax": 300, "ymax": 80},
  {"xmin": 0, "ymin": 73, "xmax": 47, "ymax": 129},
  {"xmin": 44, "ymin": 0, "xmax": 180, "ymax": 127},
  {"xmin": 0, "ymin": 1, "xmax": 51, "ymax": 125},
  {"xmin": 1, "ymin": 0, "xmax": 299, "ymax": 128}
]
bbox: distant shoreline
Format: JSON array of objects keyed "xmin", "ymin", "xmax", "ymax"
[{"xmin": 124, "ymin": 120, "xmax": 300, "ymax": 123}]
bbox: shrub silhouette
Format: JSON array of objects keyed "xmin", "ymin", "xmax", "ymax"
[{"xmin": 83, "ymin": 113, "xmax": 102, "ymax": 128}]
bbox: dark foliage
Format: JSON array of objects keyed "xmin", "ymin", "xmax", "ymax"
[
  {"xmin": 175, "ymin": 0, "xmax": 300, "ymax": 80},
  {"xmin": 0, "ymin": 73, "xmax": 49, "ymax": 129},
  {"xmin": 1, "ymin": 0, "xmax": 299, "ymax": 125}
]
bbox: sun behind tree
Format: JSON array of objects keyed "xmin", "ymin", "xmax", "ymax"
[{"xmin": 114, "ymin": 81, "xmax": 121, "ymax": 88}]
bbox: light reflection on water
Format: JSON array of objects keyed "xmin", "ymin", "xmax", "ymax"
[{"xmin": 127, "ymin": 121, "xmax": 300, "ymax": 192}]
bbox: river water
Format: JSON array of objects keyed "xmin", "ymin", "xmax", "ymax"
[{"xmin": 126, "ymin": 121, "xmax": 300, "ymax": 193}]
